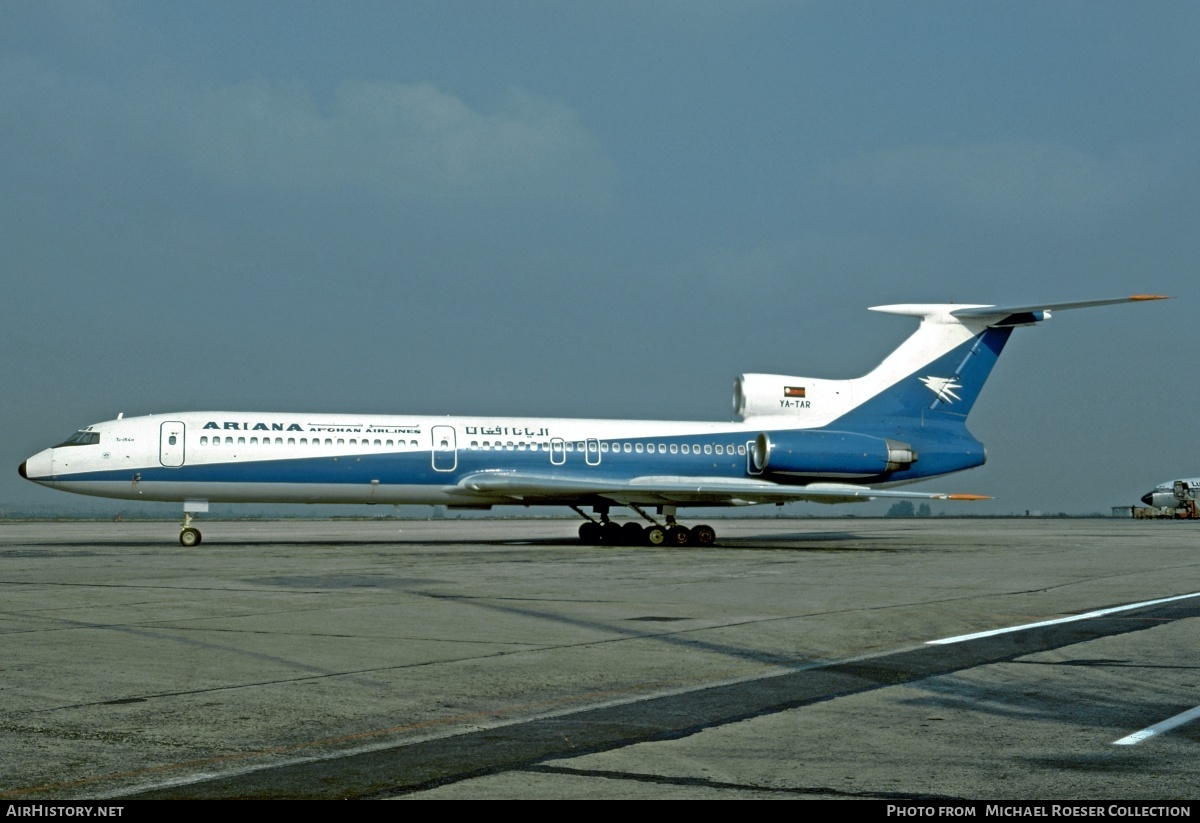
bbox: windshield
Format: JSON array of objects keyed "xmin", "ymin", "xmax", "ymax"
[{"xmin": 54, "ymin": 431, "xmax": 100, "ymax": 448}]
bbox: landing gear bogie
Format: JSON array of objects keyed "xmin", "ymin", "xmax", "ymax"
[{"xmin": 572, "ymin": 505, "xmax": 717, "ymax": 547}]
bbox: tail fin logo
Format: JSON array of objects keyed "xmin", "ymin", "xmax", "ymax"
[{"xmin": 920, "ymin": 376, "xmax": 962, "ymax": 404}]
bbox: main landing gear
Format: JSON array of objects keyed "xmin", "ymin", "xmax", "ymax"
[{"xmin": 572, "ymin": 505, "xmax": 716, "ymax": 547}]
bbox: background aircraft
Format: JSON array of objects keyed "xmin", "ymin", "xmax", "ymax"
[
  {"xmin": 20, "ymin": 296, "xmax": 1165, "ymax": 547},
  {"xmin": 1140, "ymin": 479, "xmax": 1200, "ymax": 509}
]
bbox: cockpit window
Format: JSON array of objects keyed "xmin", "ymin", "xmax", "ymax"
[{"xmin": 54, "ymin": 431, "xmax": 100, "ymax": 448}]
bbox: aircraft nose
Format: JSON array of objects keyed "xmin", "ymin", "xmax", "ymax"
[
  {"xmin": 1140, "ymin": 493, "xmax": 1153, "ymax": 506},
  {"xmin": 18, "ymin": 461, "xmax": 27, "ymax": 479}
]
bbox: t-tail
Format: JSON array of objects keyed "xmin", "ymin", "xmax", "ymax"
[{"xmin": 734, "ymin": 295, "xmax": 1168, "ymax": 480}]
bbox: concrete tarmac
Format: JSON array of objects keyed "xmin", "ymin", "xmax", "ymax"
[{"xmin": 1, "ymin": 517, "xmax": 1197, "ymax": 800}]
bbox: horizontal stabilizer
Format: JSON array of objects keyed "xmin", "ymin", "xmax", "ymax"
[{"xmin": 949, "ymin": 294, "xmax": 1169, "ymax": 322}]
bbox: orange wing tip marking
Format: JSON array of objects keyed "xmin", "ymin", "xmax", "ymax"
[
  {"xmin": 946, "ymin": 494, "xmax": 991, "ymax": 501},
  {"xmin": 1129, "ymin": 294, "xmax": 1170, "ymax": 301}
]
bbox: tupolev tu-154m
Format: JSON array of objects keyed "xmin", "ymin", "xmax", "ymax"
[{"xmin": 20, "ymin": 295, "xmax": 1166, "ymax": 547}]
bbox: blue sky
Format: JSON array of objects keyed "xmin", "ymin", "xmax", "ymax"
[{"xmin": 3, "ymin": 1, "xmax": 1197, "ymax": 515}]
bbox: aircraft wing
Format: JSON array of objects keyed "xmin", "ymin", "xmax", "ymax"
[{"xmin": 453, "ymin": 470, "xmax": 988, "ymax": 507}]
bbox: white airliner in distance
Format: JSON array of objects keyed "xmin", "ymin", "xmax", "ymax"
[
  {"xmin": 1140, "ymin": 479, "xmax": 1200, "ymax": 509},
  {"xmin": 20, "ymin": 295, "xmax": 1166, "ymax": 547}
]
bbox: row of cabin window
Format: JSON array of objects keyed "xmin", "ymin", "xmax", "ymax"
[
  {"xmin": 467, "ymin": 440, "xmax": 747, "ymax": 456},
  {"xmin": 199, "ymin": 436, "xmax": 421, "ymax": 447},
  {"xmin": 194, "ymin": 436, "xmax": 747, "ymax": 456}
]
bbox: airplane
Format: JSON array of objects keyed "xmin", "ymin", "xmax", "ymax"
[
  {"xmin": 1140, "ymin": 478, "xmax": 1200, "ymax": 509},
  {"xmin": 19, "ymin": 295, "xmax": 1166, "ymax": 548}
]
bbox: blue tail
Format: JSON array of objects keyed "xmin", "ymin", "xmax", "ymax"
[{"xmin": 838, "ymin": 326, "xmax": 1014, "ymax": 426}]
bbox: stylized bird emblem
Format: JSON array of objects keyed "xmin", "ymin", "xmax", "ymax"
[{"xmin": 920, "ymin": 376, "xmax": 962, "ymax": 403}]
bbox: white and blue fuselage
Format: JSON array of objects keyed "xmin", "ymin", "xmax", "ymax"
[{"xmin": 23, "ymin": 412, "xmax": 798, "ymax": 506}]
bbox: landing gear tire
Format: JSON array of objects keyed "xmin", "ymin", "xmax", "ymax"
[
  {"xmin": 601, "ymin": 521, "xmax": 624, "ymax": 545},
  {"xmin": 579, "ymin": 522, "xmax": 602, "ymax": 544},
  {"xmin": 180, "ymin": 527, "xmax": 202, "ymax": 548},
  {"xmin": 644, "ymin": 526, "xmax": 667, "ymax": 546},
  {"xmin": 622, "ymin": 521, "xmax": 645, "ymax": 545},
  {"xmin": 666, "ymin": 526, "xmax": 692, "ymax": 547},
  {"xmin": 692, "ymin": 524, "xmax": 717, "ymax": 546}
]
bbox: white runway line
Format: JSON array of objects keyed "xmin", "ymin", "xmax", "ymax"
[
  {"xmin": 1113, "ymin": 705, "xmax": 1200, "ymax": 746},
  {"xmin": 926, "ymin": 592, "xmax": 1200, "ymax": 646}
]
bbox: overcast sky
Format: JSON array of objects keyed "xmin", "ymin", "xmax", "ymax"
[{"xmin": 3, "ymin": 1, "xmax": 1197, "ymax": 516}]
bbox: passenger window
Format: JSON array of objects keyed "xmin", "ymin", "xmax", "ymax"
[
  {"xmin": 715, "ymin": 445, "xmax": 723, "ymax": 454},
  {"xmin": 704, "ymin": 445, "xmax": 712, "ymax": 454},
  {"xmin": 670, "ymin": 444, "xmax": 678, "ymax": 454},
  {"xmin": 682, "ymin": 444, "xmax": 689, "ymax": 454},
  {"xmin": 635, "ymin": 443, "xmax": 643, "ymax": 453},
  {"xmin": 623, "ymin": 443, "xmax": 631, "ymax": 453},
  {"xmin": 201, "ymin": 436, "xmax": 208, "ymax": 445}
]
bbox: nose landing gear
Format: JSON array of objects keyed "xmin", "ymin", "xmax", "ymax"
[
  {"xmin": 179, "ymin": 511, "xmax": 202, "ymax": 547},
  {"xmin": 178, "ymin": 501, "xmax": 208, "ymax": 547}
]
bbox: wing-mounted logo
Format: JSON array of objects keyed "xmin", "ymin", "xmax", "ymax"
[{"xmin": 920, "ymin": 376, "xmax": 962, "ymax": 404}]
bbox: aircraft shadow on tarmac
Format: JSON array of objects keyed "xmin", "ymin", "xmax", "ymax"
[{"xmin": 1, "ymin": 531, "xmax": 908, "ymax": 552}]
